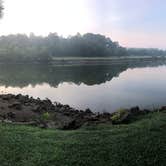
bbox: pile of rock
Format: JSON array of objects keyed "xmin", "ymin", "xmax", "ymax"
[{"xmin": 0, "ymin": 94, "xmax": 165, "ymax": 130}]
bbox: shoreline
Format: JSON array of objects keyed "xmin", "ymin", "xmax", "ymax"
[
  {"xmin": 0, "ymin": 93, "xmax": 165, "ymax": 130},
  {"xmin": 0, "ymin": 56, "xmax": 165, "ymax": 66}
]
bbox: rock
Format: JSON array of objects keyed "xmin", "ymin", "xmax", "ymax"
[
  {"xmin": 12, "ymin": 121, "xmax": 37, "ymax": 126},
  {"xmin": 61, "ymin": 120, "xmax": 78, "ymax": 130},
  {"xmin": 7, "ymin": 112, "xmax": 16, "ymax": 119},
  {"xmin": 32, "ymin": 105, "xmax": 47, "ymax": 113},
  {"xmin": 0, "ymin": 115, "xmax": 4, "ymax": 120},
  {"xmin": 45, "ymin": 121, "xmax": 57, "ymax": 129},
  {"xmin": 55, "ymin": 103, "xmax": 63, "ymax": 108},
  {"xmin": 51, "ymin": 112, "xmax": 82, "ymax": 130},
  {"xmin": 0, "ymin": 93, "xmax": 162, "ymax": 130},
  {"xmin": 38, "ymin": 123, "xmax": 47, "ymax": 128},
  {"xmin": 63, "ymin": 112, "xmax": 71, "ymax": 116},
  {"xmin": 159, "ymin": 106, "xmax": 166, "ymax": 112},
  {"xmin": 142, "ymin": 109, "xmax": 150, "ymax": 114},
  {"xmin": 59, "ymin": 107, "xmax": 66, "ymax": 112},
  {"xmin": 129, "ymin": 106, "xmax": 140, "ymax": 115},
  {"xmin": 85, "ymin": 108, "xmax": 93, "ymax": 114},
  {"xmin": 8, "ymin": 102, "xmax": 22, "ymax": 110},
  {"xmin": 15, "ymin": 94, "xmax": 22, "ymax": 99},
  {"xmin": 1, "ymin": 94, "xmax": 13, "ymax": 100},
  {"xmin": 129, "ymin": 106, "xmax": 150, "ymax": 116},
  {"xmin": 97, "ymin": 112, "xmax": 111, "ymax": 119},
  {"xmin": 64, "ymin": 105, "xmax": 70, "ymax": 109},
  {"xmin": 0, "ymin": 106, "xmax": 4, "ymax": 110},
  {"xmin": 3, "ymin": 119, "xmax": 13, "ymax": 123}
]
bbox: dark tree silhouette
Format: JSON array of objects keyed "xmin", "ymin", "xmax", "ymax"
[
  {"xmin": 0, "ymin": 0, "xmax": 3, "ymax": 18},
  {"xmin": 0, "ymin": 33, "xmax": 128, "ymax": 62}
]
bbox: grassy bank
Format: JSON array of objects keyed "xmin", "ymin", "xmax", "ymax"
[
  {"xmin": 50, "ymin": 56, "xmax": 166, "ymax": 66},
  {"xmin": 0, "ymin": 112, "xmax": 165, "ymax": 166}
]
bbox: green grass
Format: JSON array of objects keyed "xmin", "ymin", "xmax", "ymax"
[{"xmin": 0, "ymin": 112, "xmax": 165, "ymax": 166}]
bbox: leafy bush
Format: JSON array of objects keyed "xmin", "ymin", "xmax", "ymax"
[
  {"xmin": 111, "ymin": 109, "xmax": 128, "ymax": 122},
  {"xmin": 40, "ymin": 112, "xmax": 51, "ymax": 121}
]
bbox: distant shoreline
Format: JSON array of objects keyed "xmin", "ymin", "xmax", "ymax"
[{"xmin": 0, "ymin": 56, "xmax": 165, "ymax": 66}]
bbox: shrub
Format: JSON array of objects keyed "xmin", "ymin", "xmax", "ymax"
[
  {"xmin": 41, "ymin": 112, "xmax": 51, "ymax": 121},
  {"xmin": 111, "ymin": 109, "xmax": 128, "ymax": 123}
]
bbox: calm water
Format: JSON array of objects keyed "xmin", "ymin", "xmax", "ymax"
[{"xmin": 0, "ymin": 60, "xmax": 166, "ymax": 112}]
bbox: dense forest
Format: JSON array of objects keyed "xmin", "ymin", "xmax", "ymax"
[
  {"xmin": 0, "ymin": 33, "xmax": 165, "ymax": 63},
  {"xmin": 0, "ymin": 33, "xmax": 127, "ymax": 62}
]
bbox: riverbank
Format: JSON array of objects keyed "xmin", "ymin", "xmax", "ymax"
[
  {"xmin": 0, "ymin": 111, "xmax": 165, "ymax": 166},
  {"xmin": 50, "ymin": 56, "xmax": 166, "ymax": 66},
  {"xmin": 0, "ymin": 56, "xmax": 166, "ymax": 66},
  {"xmin": 0, "ymin": 94, "xmax": 165, "ymax": 130}
]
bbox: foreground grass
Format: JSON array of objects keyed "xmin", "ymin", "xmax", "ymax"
[{"xmin": 0, "ymin": 112, "xmax": 165, "ymax": 166}]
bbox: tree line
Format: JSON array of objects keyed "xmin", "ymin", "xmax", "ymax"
[
  {"xmin": 0, "ymin": 33, "xmax": 165, "ymax": 63},
  {"xmin": 127, "ymin": 48, "xmax": 166, "ymax": 57},
  {"xmin": 0, "ymin": 33, "xmax": 127, "ymax": 62}
]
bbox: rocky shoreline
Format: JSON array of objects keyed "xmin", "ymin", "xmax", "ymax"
[{"xmin": 0, "ymin": 94, "xmax": 165, "ymax": 130}]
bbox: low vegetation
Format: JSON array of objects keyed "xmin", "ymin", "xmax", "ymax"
[
  {"xmin": 0, "ymin": 112, "xmax": 165, "ymax": 166},
  {"xmin": 111, "ymin": 108, "xmax": 128, "ymax": 123}
]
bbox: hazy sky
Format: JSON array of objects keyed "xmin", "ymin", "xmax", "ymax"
[{"xmin": 0, "ymin": 0, "xmax": 166, "ymax": 48}]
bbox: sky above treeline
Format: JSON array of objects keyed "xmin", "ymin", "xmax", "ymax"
[{"xmin": 0, "ymin": 0, "xmax": 166, "ymax": 49}]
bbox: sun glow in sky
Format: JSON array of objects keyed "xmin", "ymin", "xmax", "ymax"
[{"xmin": 0, "ymin": 0, "xmax": 166, "ymax": 48}]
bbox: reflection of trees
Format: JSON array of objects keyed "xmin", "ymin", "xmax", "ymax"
[
  {"xmin": 0, "ymin": 64, "xmax": 122, "ymax": 87},
  {"xmin": 0, "ymin": 58, "xmax": 165, "ymax": 88}
]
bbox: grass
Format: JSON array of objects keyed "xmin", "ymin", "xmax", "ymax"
[
  {"xmin": 0, "ymin": 112, "xmax": 165, "ymax": 166},
  {"xmin": 51, "ymin": 56, "xmax": 157, "ymax": 60}
]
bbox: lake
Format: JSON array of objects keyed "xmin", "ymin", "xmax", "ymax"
[{"xmin": 1, "ymin": 58, "xmax": 166, "ymax": 112}]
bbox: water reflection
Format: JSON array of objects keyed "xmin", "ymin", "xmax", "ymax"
[
  {"xmin": 0, "ymin": 59, "xmax": 166, "ymax": 112},
  {"xmin": 0, "ymin": 58, "xmax": 165, "ymax": 88},
  {"xmin": 0, "ymin": 64, "xmax": 127, "ymax": 87}
]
